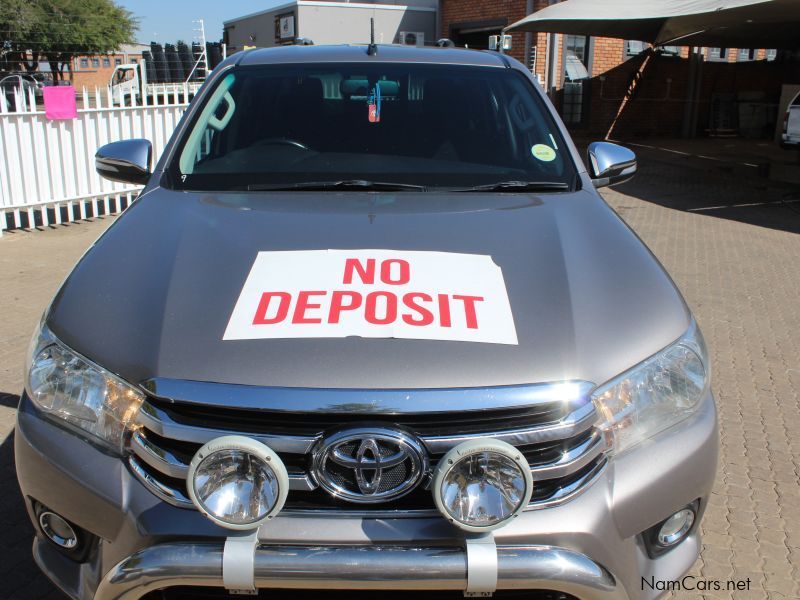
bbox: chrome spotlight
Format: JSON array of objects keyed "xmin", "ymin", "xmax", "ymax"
[
  {"xmin": 432, "ymin": 438, "xmax": 533, "ymax": 532},
  {"xmin": 187, "ymin": 435, "xmax": 289, "ymax": 530}
]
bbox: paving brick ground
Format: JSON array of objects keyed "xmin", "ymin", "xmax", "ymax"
[
  {"xmin": 0, "ymin": 217, "xmax": 118, "ymax": 600},
  {"xmin": 0, "ymin": 150, "xmax": 799, "ymax": 599},
  {"xmin": 602, "ymin": 150, "xmax": 800, "ymax": 600}
]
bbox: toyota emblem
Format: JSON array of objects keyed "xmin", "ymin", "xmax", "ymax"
[{"xmin": 312, "ymin": 428, "xmax": 428, "ymax": 503}]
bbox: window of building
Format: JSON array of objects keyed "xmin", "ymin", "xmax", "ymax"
[
  {"xmin": 91, "ymin": 58, "xmax": 100, "ymax": 68},
  {"xmin": 103, "ymin": 57, "xmax": 111, "ymax": 67},
  {"xmin": 625, "ymin": 40, "xmax": 647, "ymax": 57},
  {"xmin": 80, "ymin": 58, "xmax": 89, "ymax": 68},
  {"xmin": 115, "ymin": 58, "xmax": 122, "ymax": 65},
  {"xmin": 766, "ymin": 49, "xmax": 778, "ymax": 61},
  {"xmin": 737, "ymin": 48, "xmax": 756, "ymax": 61},
  {"xmin": 132, "ymin": 58, "xmax": 139, "ymax": 64},
  {"xmin": 707, "ymin": 48, "xmax": 727, "ymax": 61},
  {"xmin": 659, "ymin": 45, "xmax": 680, "ymax": 56},
  {"xmin": 564, "ymin": 35, "xmax": 590, "ymax": 80},
  {"xmin": 562, "ymin": 35, "xmax": 591, "ymax": 126}
]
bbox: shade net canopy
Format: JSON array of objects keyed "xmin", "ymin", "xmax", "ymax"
[{"xmin": 507, "ymin": 0, "xmax": 800, "ymax": 49}]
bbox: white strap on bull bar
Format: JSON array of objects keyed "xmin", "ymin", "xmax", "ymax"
[
  {"xmin": 464, "ymin": 532, "xmax": 498, "ymax": 597},
  {"xmin": 223, "ymin": 528, "xmax": 498, "ymax": 596},
  {"xmin": 223, "ymin": 531, "xmax": 259, "ymax": 595}
]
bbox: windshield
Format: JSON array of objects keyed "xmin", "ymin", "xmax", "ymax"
[
  {"xmin": 114, "ymin": 68, "xmax": 135, "ymax": 85},
  {"xmin": 169, "ymin": 63, "xmax": 577, "ymax": 191}
]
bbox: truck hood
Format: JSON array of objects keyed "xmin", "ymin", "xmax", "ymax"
[{"xmin": 48, "ymin": 188, "xmax": 689, "ymax": 390}]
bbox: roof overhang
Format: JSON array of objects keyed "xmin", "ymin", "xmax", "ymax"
[{"xmin": 507, "ymin": 0, "xmax": 800, "ymax": 49}]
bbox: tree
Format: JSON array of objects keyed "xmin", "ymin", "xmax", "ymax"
[
  {"xmin": 0, "ymin": 0, "xmax": 40, "ymax": 73},
  {"xmin": 0, "ymin": 0, "xmax": 138, "ymax": 81}
]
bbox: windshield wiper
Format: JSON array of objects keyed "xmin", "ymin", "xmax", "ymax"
[
  {"xmin": 453, "ymin": 181, "xmax": 570, "ymax": 193},
  {"xmin": 246, "ymin": 180, "xmax": 426, "ymax": 192}
]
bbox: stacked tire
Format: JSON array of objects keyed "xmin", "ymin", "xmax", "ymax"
[
  {"xmin": 177, "ymin": 42, "xmax": 194, "ymax": 79},
  {"xmin": 165, "ymin": 44, "xmax": 184, "ymax": 82},
  {"xmin": 141, "ymin": 51, "xmax": 157, "ymax": 84},
  {"xmin": 150, "ymin": 43, "xmax": 168, "ymax": 84},
  {"xmin": 207, "ymin": 42, "xmax": 223, "ymax": 70}
]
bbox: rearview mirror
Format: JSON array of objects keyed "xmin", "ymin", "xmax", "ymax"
[
  {"xmin": 588, "ymin": 142, "xmax": 637, "ymax": 188},
  {"xmin": 95, "ymin": 139, "xmax": 152, "ymax": 185}
]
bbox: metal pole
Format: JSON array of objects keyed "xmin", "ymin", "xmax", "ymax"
[
  {"xmin": 187, "ymin": 19, "xmax": 208, "ymax": 83},
  {"xmin": 523, "ymin": 0, "xmax": 534, "ymax": 71},
  {"xmin": 548, "ymin": 34, "xmax": 559, "ymax": 97},
  {"xmin": 546, "ymin": 0, "xmax": 559, "ymax": 97},
  {"xmin": 691, "ymin": 51, "xmax": 704, "ymax": 138},
  {"xmin": 681, "ymin": 47, "xmax": 703, "ymax": 139},
  {"xmin": 681, "ymin": 48, "xmax": 696, "ymax": 138},
  {"xmin": 436, "ymin": 0, "xmax": 443, "ymax": 42}
]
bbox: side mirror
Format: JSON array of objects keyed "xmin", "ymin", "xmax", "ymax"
[
  {"xmin": 588, "ymin": 141, "xmax": 637, "ymax": 188},
  {"xmin": 95, "ymin": 139, "xmax": 152, "ymax": 185}
]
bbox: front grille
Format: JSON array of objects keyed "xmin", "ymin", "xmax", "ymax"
[{"xmin": 128, "ymin": 385, "xmax": 607, "ymax": 514}]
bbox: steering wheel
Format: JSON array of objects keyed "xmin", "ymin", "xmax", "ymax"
[{"xmin": 256, "ymin": 138, "xmax": 310, "ymax": 150}]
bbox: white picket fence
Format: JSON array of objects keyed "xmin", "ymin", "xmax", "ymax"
[{"xmin": 0, "ymin": 84, "xmax": 191, "ymax": 236}]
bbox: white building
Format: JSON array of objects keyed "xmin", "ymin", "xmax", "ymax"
[{"xmin": 223, "ymin": 1, "xmax": 438, "ymax": 52}]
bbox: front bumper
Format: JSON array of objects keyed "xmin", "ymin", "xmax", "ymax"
[
  {"xmin": 83, "ymin": 541, "xmax": 619, "ymax": 599},
  {"xmin": 16, "ymin": 390, "xmax": 718, "ymax": 600}
]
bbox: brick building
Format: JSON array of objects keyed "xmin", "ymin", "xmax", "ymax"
[
  {"xmin": 440, "ymin": 0, "xmax": 786, "ymax": 139},
  {"xmin": 69, "ymin": 44, "xmax": 149, "ymax": 90},
  {"xmin": 439, "ymin": 0, "xmax": 542, "ymax": 68}
]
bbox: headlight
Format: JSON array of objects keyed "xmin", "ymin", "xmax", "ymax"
[
  {"xmin": 187, "ymin": 436, "xmax": 289, "ymax": 530},
  {"xmin": 25, "ymin": 323, "xmax": 144, "ymax": 452},
  {"xmin": 432, "ymin": 439, "xmax": 533, "ymax": 532},
  {"xmin": 592, "ymin": 321, "xmax": 709, "ymax": 456}
]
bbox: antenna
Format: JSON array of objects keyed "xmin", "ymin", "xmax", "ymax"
[{"xmin": 367, "ymin": 17, "xmax": 377, "ymax": 55}]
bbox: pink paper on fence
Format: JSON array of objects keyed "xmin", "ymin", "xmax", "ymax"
[{"xmin": 43, "ymin": 86, "xmax": 78, "ymax": 120}]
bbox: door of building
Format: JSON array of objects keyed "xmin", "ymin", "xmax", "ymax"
[{"xmin": 450, "ymin": 20, "xmax": 506, "ymax": 50}]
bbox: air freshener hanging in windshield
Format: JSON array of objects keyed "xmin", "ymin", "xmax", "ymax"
[{"xmin": 368, "ymin": 82, "xmax": 381, "ymax": 123}]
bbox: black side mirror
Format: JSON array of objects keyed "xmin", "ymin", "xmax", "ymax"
[
  {"xmin": 588, "ymin": 142, "xmax": 637, "ymax": 188},
  {"xmin": 95, "ymin": 139, "xmax": 153, "ymax": 185}
]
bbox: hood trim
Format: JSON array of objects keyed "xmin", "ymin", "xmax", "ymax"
[{"xmin": 141, "ymin": 378, "xmax": 595, "ymax": 414}]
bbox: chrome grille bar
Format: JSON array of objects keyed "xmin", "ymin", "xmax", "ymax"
[
  {"xmin": 137, "ymin": 402, "xmax": 319, "ymax": 454},
  {"xmin": 529, "ymin": 457, "xmax": 608, "ymax": 510},
  {"xmin": 131, "ymin": 429, "xmax": 188, "ymax": 479},
  {"xmin": 137, "ymin": 398, "xmax": 597, "ymax": 456},
  {"xmin": 422, "ymin": 400, "xmax": 597, "ymax": 453},
  {"xmin": 129, "ymin": 456, "xmax": 192, "ymax": 507},
  {"xmin": 529, "ymin": 429, "xmax": 605, "ymax": 482}
]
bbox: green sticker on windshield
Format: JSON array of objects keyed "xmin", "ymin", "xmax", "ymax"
[{"xmin": 531, "ymin": 144, "xmax": 557, "ymax": 162}]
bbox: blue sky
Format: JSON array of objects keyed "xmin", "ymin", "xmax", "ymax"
[{"xmin": 118, "ymin": 0, "xmax": 285, "ymax": 44}]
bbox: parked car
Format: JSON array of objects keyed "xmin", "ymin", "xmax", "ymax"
[
  {"xmin": 0, "ymin": 73, "xmax": 43, "ymax": 108},
  {"xmin": 781, "ymin": 90, "xmax": 800, "ymax": 148},
  {"xmin": 16, "ymin": 44, "xmax": 718, "ymax": 600}
]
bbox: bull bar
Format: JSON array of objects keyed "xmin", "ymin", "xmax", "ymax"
[{"xmin": 81, "ymin": 540, "xmax": 626, "ymax": 600}]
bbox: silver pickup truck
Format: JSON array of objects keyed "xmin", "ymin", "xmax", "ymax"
[{"xmin": 16, "ymin": 44, "xmax": 717, "ymax": 600}]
